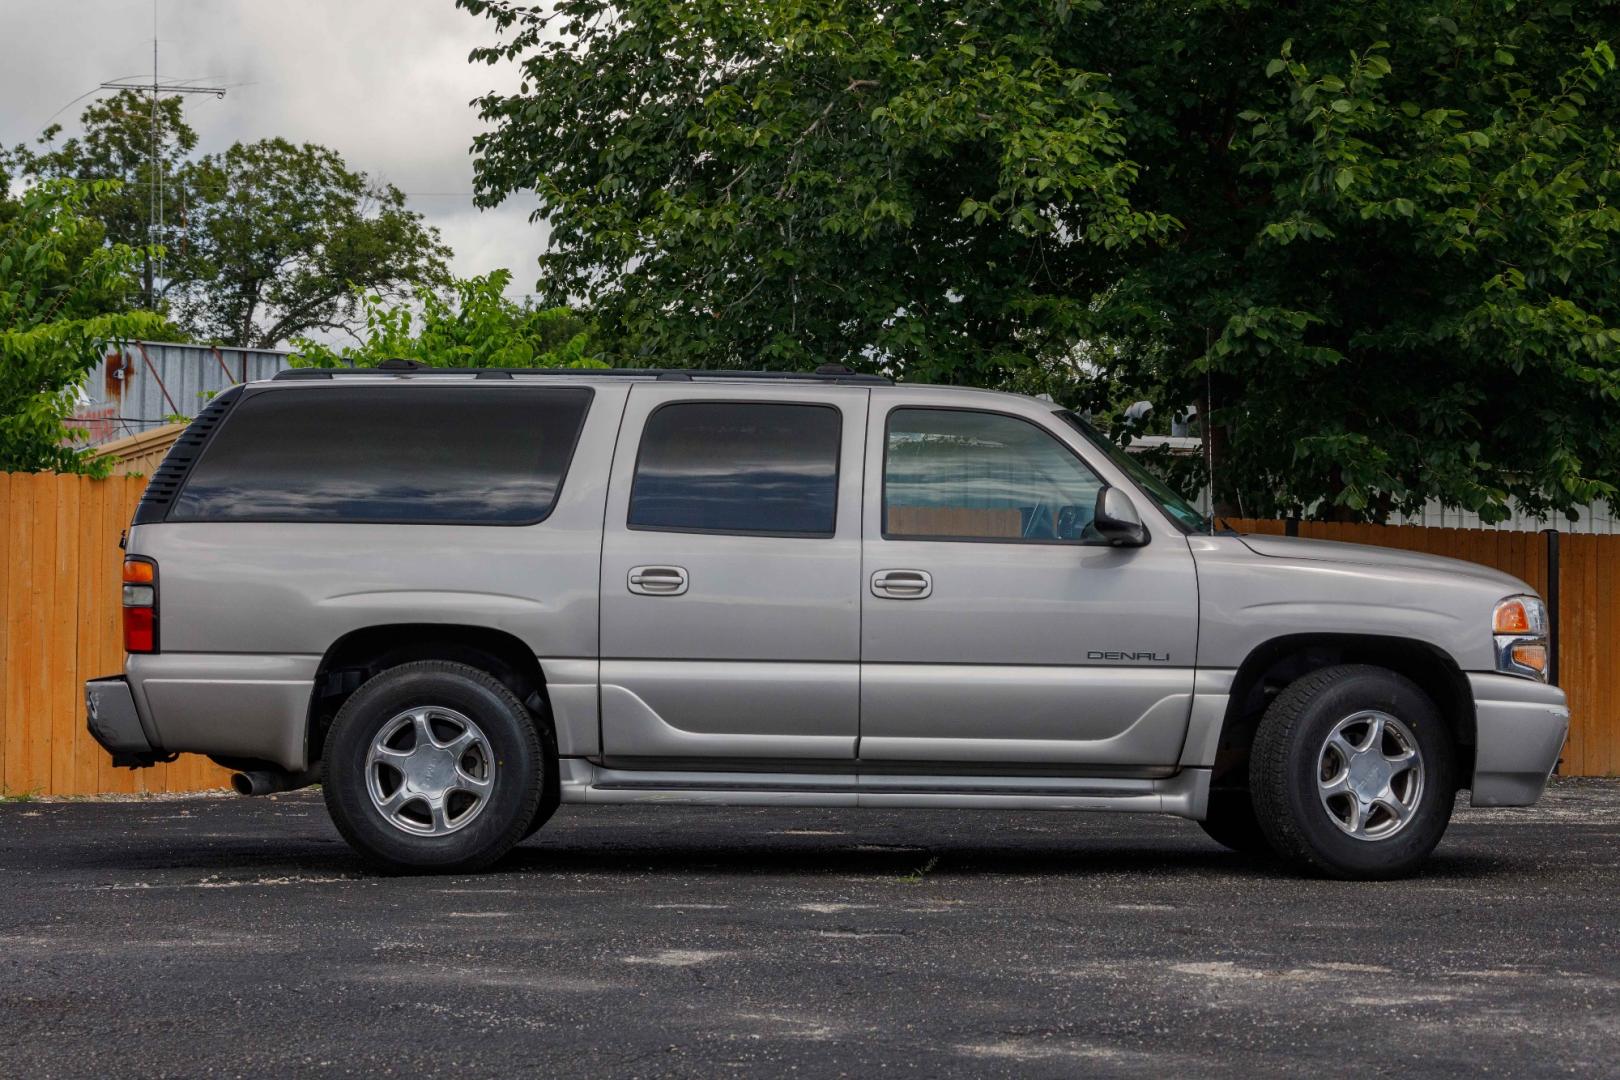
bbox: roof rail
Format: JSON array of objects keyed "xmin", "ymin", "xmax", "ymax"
[{"xmin": 272, "ymin": 364, "xmax": 891, "ymax": 386}]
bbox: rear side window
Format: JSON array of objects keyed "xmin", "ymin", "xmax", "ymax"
[
  {"xmin": 169, "ymin": 386, "xmax": 592, "ymax": 524},
  {"xmin": 628, "ymin": 402, "xmax": 841, "ymax": 536}
]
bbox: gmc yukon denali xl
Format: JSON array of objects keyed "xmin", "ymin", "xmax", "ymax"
[{"xmin": 84, "ymin": 364, "xmax": 1569, "ymax": 878}]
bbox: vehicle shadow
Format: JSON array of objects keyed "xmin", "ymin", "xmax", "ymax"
[{"xmin": 496, "ymin": 839, "xmax": 1517, "ymax": 883}]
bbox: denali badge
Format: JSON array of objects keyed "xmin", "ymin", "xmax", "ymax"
[{"xmin": 1088, "ymin": 650, "xmax": 1170, "ymax": 662}]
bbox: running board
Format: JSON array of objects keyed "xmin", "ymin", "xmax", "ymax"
[{"xmin": 557, "ymin": 761, "xmax": 1211, "ymax": 819}]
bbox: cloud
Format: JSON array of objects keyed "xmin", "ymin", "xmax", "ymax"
[{"xmin": 2, "ymin": 0, "xmax": 549, "ymax": 301}]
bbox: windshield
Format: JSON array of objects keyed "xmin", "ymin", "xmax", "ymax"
[{"xmin": 1055, "ymin": 410, "xmax": 1208, "ymax": 534}]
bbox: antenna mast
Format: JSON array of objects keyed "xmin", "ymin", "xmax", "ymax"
[{"xmin": 97, "ymin": 1, "xmax": 225, "ymax": 307}]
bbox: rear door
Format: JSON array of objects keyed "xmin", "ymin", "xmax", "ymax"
[{"xmin": 598, "ymin": 383, "xmax": 868, "ymax": 765}]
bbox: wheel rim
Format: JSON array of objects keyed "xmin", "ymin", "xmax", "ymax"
[
  {"xmin": 364, "ymin": 706, "xmax": 495, "ymax": 836},
  {"xmin": 1316, "ymin": 710, "xmax": 1424, "ymax": 842}
]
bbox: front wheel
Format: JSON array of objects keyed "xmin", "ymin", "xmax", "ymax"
[
  {"xmin": 1251, "ymin": 665, "xmax": 1455, "ymax": 880},
  {"xmin": 322, "ymin": 660, "xmax": 546, "ymax": 873}
]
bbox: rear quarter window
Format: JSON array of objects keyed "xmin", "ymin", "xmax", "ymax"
[{"xmin": 168, "ymin": 386, "xmax": 592, "ymax": 524}]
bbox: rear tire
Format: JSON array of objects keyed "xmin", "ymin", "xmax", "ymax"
[
  {"xmin": 322, "ymin": 660, "xmax": 546, "ymax": 873},
  {"xmin": 1197, "ymin": 789, "xmax": 1274, "ymax": 856},
  {"xmin": 1251, "ymin": 664, "xmax": 1454, "ymax": 880}
]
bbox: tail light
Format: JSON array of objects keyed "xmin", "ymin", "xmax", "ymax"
[{"xmin": 123, "ymin": 557, "xmax": 158, "ymax": 653}]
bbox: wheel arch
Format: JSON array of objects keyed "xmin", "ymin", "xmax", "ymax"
[
  {"xmin": 1212, "ymin": 633, "xmax": 1474, "ymax": 789},
  {"xmin": 306, "ymin": 623, "xmax": 551, "ymax": 766}
]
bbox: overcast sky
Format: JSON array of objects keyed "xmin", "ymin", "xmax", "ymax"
[{"xmin": 3, "ymin": 0, "xmax": 544, "ymax": 302}]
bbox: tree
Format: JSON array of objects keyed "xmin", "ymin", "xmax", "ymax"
[
  {"xmin": 170, "ymin": 138, "xmax": 451, "ymax": 348},
  {"xmin": 461, "ymin": 0, "xmax": 1620, "ymax": 523},
  {"xmin": 291, "ymin": 270, "xmax": 606, "ymax": 370},
  {"xmin": 460, "ymin": 0, "xmax": 1171, "ymax": 380},
  {"xmin": 8, "ymin": 98, "xmax": 452, "ymax": 349},
  {"xmin": 4, "ymin": 90, "xmax": 198, "ymax": 309},
  {"xmin": 0, "ymin": 179, "xmax": 167, "ymax": 474}
]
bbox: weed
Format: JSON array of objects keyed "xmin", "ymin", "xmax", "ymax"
[{"xmin": 900, "ymin": 855, "xmax": 940, "ymax": 884}]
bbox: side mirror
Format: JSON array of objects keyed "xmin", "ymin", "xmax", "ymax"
[{"xmin": 1092, "ymin": 486, "xmax": 1148, "ymax": 547}]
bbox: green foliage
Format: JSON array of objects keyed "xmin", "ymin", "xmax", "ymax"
[
  {"xmin": 1089, "ymin": 3, "xmax": 1620, "ymax": 522},
  {"xmin": 171, "ymin": 138, "xmax": 451, "ymax": 348},
  {"xmin": 463, "ymin": 0, "xmax": 1620, "ymax": 522},
  {"xmin": 8, "ymin": 100, "xmax": 451, "ymax": 349},
  {"xmin": 0, "ymin": 180, "xmax": 166, "ymax": 475},
  {"xmin": 4, "ymin": 91, "xmax": 197, "ymax": 310},
  {"xmin": 291, "ymin": 270, "xmax": 606, "ymax": 370},
  {"xmin": 461, "ymin": 0, "xmax": 1170, "ymax": 383}
]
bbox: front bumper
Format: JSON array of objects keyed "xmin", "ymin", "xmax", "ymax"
[{"xmin": 1468, "ymin": 673, "xmax": 1569, "ymax": 807}]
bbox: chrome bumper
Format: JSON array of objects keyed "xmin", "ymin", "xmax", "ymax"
[{"xmin": 1468, "ymin": 673, "xmax": 1569, "ymax": 807}]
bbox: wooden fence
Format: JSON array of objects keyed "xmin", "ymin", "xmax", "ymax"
[
  {"xmin": 0, "ymin": 476, "xmax": 1613, "ymax": 795},
  {"xmin": 1229, "ymin": 519, "xmax": 1617, "ymax": 777},
  {"xmin": 1, "ymin": 473, "xmax": 229, "ymax": 796}
]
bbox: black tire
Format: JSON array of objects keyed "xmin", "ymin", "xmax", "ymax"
[
  {"xmin": 1251, "ymin": 664, "xmax": 1455, "ymax": 880},
  {"xmin": 322, "ymin": 660, "xmax": 547, "ymax": 873},
  {"xmin": 1197, "ymin": 789, "xmax": 1274, "ymax": 856},
  {"xmin": 522, "ymin": 704, "xmax": 561, "ymax": 839}
]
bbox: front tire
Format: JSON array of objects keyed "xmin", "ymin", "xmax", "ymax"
[
  {"xmin": 1251, "ymin": 665, "xmax": 1455, "ymax": 880},
  {"xmin": 323, "ymin": 660, "xmax": 546, "ymax": 873}
]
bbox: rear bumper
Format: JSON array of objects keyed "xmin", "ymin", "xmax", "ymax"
[
  {"xmin": 85, "ymin": 676, "xmax": 169, "ymax": 768},
  {"xmin": 1468, "ymin": 673, "xmax": 1569, "ymax": 807},
  {"xmin": 126, "ymin": 653, "xmax": 318, "ymax": 772}
]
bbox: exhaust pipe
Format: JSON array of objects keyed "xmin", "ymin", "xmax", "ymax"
[{"xmin": 231, "ymin": 766, "xmax": 319, "ymax": 797}]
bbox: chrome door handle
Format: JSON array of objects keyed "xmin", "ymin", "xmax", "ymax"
[
  {"xmin": 628, "ymin": 565, "xmax": 689, "ymax": 596},
  {"xmin": 871, "ymin": 569, "xmax": 932, "ymax": 599}
]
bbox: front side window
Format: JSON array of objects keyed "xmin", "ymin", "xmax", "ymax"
[
  {"xmin": 170, "ymin": 386, "xmax": 592, "ymax": 524},
  {"xmin": 628, "ymin": 401, "xmax": 841, "ymax": 536},
  {"xmin": 1055, "ymin": 410, "xmax": 1207, "ymax": 534},
  {"xmin": 883, "ymin": 408, "xmax": 1104, "ymax": 542}
]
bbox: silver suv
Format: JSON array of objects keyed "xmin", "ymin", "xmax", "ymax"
[{"xmin": 84, "ymin": 365, "xmax": 1569, "ymax": 878}]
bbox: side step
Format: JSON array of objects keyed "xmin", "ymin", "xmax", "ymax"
[{"xmin": 557, "ymin": 761, "xmax": 1210, "ymax": 819}]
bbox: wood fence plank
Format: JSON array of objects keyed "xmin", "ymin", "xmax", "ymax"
[
  {"xmin": 74, "ymin": 478, "xmax": 102, "ymax": 795},
  {"xmin": 49, "ymin": 477, "xmax": 81, "ymax": 795},
  {"xmin": 24, "ymin": 473, "xmax": 57, "ymax": 795},
  {"xmin": 1564, "ymin": 536, "xmax": 1591, "ymax": 776},
  {"xmin": 0, "ymin": 473, "xmax": 9, "ymax": 789},
  {"xmin": 1604, "ymin": 537, "xmax": 1619, "ymax": 777},
  {"xmin": 3, "ymin": 475, "xmax": 26, "ymax": 794}
]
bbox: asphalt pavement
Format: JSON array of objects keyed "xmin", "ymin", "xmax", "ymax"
[{"xmin": 2, "ymin": 780, "xmax": 1617, "ymax": 1078}]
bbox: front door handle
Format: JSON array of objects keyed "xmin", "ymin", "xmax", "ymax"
[
  {"xmin": 628, "ymin": 565, "xmax": 689, "ymax": 596},
  {"xmin": 871, "ymin": 569, "xmax": 932, "ymax": 599}
]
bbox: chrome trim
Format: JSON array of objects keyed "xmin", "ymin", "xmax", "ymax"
[
  {"xmin": 1492, "ymin": 594, "xmax": 1549, "ymax": 682},
  {"xmin": 1493, "ymin": 633, "xmax": 1549, "ymax": 682},
  {"xmin": 557, "ymin": 761, "xmax": 1211, "ymax": 819}
]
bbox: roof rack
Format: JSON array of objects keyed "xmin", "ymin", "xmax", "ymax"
[{"xmin": 272, "ymin": 360, "xmax": 890, "ymax": 386}]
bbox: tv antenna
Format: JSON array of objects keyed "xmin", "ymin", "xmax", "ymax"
[{"xmin": 98, "ymin": 1, "xmax": 225, "ymax": 306}]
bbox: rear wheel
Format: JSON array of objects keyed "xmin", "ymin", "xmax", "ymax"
[
  {"xmin": 323, "ymin": 660, "xmax": 546, "ymax": 873},
  {"xmin": 1251, "ymin": 664, "xmax": 1454, "ymax": 880}
]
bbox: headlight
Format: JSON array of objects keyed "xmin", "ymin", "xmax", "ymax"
[{"xmin": 1493, "ymin": 595, "xmax": 1549, "ymax": 680}]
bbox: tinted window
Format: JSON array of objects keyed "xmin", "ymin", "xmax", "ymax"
[
  {"xmin": 628, "ymin": 402, "xmax": 840, "ymax": 535},
  {"xmin": 884, "ymin": 408, "xmax": 1103, "ymax": 541},
  {"xmin": 170, "ymin": 386, "xmax": 592, "ymax": 524}
]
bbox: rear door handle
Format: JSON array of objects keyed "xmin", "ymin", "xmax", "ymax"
[
  {"xmin": 871, "ymin": 569, "xmax": 932, "ymax": 599},
  {"xmin": 628, "ymin": 565, "xmax": 689, "ymax": 596}
]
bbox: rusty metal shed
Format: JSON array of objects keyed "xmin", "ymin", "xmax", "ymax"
[{"xmin": 70, "ymin": 340, "xmax": 296, "ymax": 445}]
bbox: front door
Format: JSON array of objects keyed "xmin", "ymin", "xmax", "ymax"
[
  {"xmin": 599, "ymin": 383, "xmax": 869, "ymax": 765},
  {"xmin": 859, "ymin": 397, "xmax": 1199, "ymax": 769}
]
